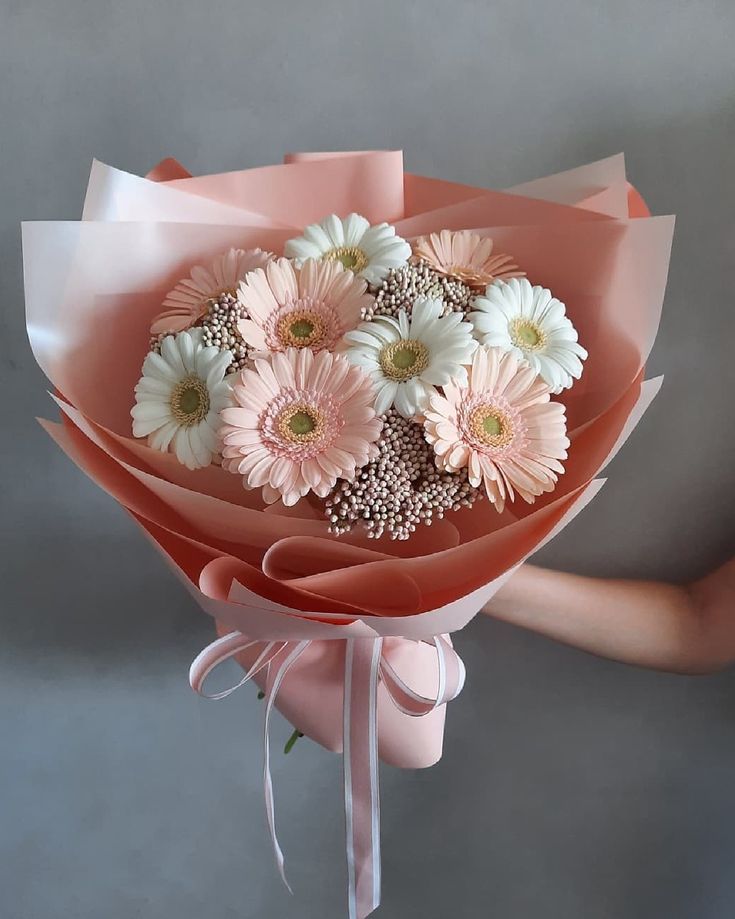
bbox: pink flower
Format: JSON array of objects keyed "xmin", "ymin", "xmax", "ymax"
[
  {"xmin": 220, "ymin": 348, "xmax": 382, "ymax": 506},
  {"xmin": 151, "ymin": 248, "xmax": 272, "ymax": 335},
  {"xmin": 236, "ymin": 257, "xmax": 373, "ymax": 354},
  {"xmin": 413, "ymin": 230, "xmax": 524, "ymax": 289},
  {"xmin": 424, "ymin": 346, "xmax": 569, "ymax": 513}
]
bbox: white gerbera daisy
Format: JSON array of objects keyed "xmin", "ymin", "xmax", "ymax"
[
  {"xmin": 469, "ymin": 278, "xmax": 587, "ymax": 393},
  {"xmin": 284, "ymin": 213, "xmax": 411, "ymax": 285},
  {"xmin": 131, "ymin": 329, "xmax": 234, "ymax": 469},
  {"xmin": 342, "ymin": 297, "xmax": 477, "ymax": 418}
]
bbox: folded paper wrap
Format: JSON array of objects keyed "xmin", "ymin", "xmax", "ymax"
[{"xmin": 25, "ymin": 150, "xmax": 672, "ymax": 918}]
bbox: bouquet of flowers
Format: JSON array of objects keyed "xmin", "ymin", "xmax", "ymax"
[{"xmin": 24, "ymin": 150, "xmax": 672, "ymax": 918}]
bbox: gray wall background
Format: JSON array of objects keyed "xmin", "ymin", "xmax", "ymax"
[{"xmin": 2, "ymin": 1, "xmax": 735, "ymax": 917}]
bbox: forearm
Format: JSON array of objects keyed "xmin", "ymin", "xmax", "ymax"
[{"xmin": 483, "ymin": 561, "xmax": 735, "ymax": 674}]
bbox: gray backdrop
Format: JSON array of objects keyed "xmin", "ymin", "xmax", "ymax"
[{"xmin": 2, "ymin": 1, "xmax": 735, "ymax": 917}]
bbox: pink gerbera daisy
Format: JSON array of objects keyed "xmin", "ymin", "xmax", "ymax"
[
  {"xmin": 236, "ymin": 257, "xmax": 373, "ymax": 355},
  {"xmin": 220, "ymin": 348, "xmax": 382, "ymax": 506},
  {"xmin": 413, "ymin": 230, "xmax": 524, "ymax": 289},
  {"xmin": 150, "ymin": 248, "xmax": 272, "ymax": 335},
  {"xmin": 423, "ymin": 346, "xmax": 569, "ymax": 513}
]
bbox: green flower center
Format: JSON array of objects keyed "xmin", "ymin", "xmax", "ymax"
[
  {"xmin": 290, "ymin": 319, "xmax": 315, "ymax": 340},
  {"xmin": 288, "ymin": 411, "xmax": 316, "ymax": 436},
  {"xmin": 392, "ymin": 347, "xmax": 417, "ymax": 370},
  {"xmin": 276, "ymin": 306, "xmax": 326, "ymax": 349},
  {"xmin": 324, "ymin": 245, "xmax": 368, "ymax": 274},
  {"xmin": 379, "ymin": 339, "xmax": 429, "ymax": 382},
  {"xmin": 468, "ymin": 404, "xmax": 513, "ymax": 448},
  {"xmin": 179, "ymin": 388, "xmax": 201, "ymax": 414},
  {"xmin": 510, "ymin": 318, "xmax": 545, "ymax": 351},
  {"xmin": 170, "ymin": 376, "xmax": 210, "ymax": 426},
  {"xmin": 277, "ymin": 403, "xmax": 324, "ymax": 444}
]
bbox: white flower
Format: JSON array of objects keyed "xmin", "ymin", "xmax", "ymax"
[
  {"xmin": 342, "ymin": 297, "xmax": 477, "ymax": 418},
  {"xmin": 469, "ymin": 278, "xmax": 587, "ymax": 393},
  {"xmin": 284, "ymin": 213, "xmax": 411, "ymax": 285},
  {"xmin": 131, "ymin": 329, "xmax": 234, "ymax": 469}
]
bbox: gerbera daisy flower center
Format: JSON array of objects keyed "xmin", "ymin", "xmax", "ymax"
[
  {"xmin": 170, "ymin": 376, "xmax": 210, "ymax": 426},
  {"xmin": 468, "ymin": 404, "xmax": 515, "ymax": 448},
  {"xmin": 276, "ymin": 304, "xmax": 327, "ymax": 349},
  {"xmin": 379, "ymin": 339, "xmax": 430, "ymax": 382},
  {"xmin": 277, "ymin": 403, "xmax": 324, "ymax": 444},
  {"xmin": 509, "ymin": 317, "xmax": 546, "ymax": 351},
  {"xmin": 324, "ymin": 246, "xmax": 368, "ymax": 274},
  {"xmin": 290, "ymin": 319, "xmax": 315, "ymax": 339}
]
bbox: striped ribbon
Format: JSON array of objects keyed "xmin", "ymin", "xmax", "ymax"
[{"xmin": 189, "ymin": 632, "xmax": 465, "ymax": 919}]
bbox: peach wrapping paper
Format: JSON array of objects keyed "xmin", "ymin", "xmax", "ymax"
[{"xmin": 24, "ymin": 151, "xmax": 673, "ymax": 771}]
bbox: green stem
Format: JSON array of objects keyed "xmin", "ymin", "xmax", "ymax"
[{"xmin": 284, "ymin": 729, "xmax": 304, "ymax": 754}]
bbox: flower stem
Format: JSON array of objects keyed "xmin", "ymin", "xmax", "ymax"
[{"xmin": 284, "ymin": 729, "xmax": 304, "ymax": 754}]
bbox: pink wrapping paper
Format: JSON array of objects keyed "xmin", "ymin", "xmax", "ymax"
[{"xmin": 25, "ymin": 151, "xmax": 673, "ymax": 767}]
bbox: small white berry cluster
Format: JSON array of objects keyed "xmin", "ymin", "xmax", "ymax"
[
  {"xmin": 363, "ymin": 261, "xmax": 475, "ymax": 321},
  {"xmin": 199, "ymin": 292, "xmax": 250, "ymax": 374},
  {"xmin": 325, "ymin": 409, "xmax": 482, "ymax": 540}
]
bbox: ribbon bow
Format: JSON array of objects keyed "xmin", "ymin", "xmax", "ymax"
[{"xmin": 189, "ymin": 632, "xmax": 466, "ymax": 919}]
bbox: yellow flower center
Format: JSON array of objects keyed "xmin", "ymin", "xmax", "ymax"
[
  {"xmin": 379, "ymin": 339, "xmax": 429, "ymax": 382},
  {"xmin": 324, "ymin": 245, "xmax": 368, "ymax": 273},
  {"xmin": 276, "ymin": 308, "xmax": 326, "ymax": 348},
  {"xmin": 278, "ymin": 404, "xmax": 323, "ymax": 443},
  {"xmin": 468, "ymin": 405, "xmax": 514, "ymax": 448},
  {"xmin": 170, "ymin": 376, "xmax": 210, "ymax": 426},
  {"xmin": 510, "ymin": 317, "xmax": 545, "ymax": 351}
]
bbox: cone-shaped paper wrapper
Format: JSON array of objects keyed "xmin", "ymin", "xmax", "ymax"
[{"xmin": 26, "ymin": 151, "xmax": 673, "ymax": 766}]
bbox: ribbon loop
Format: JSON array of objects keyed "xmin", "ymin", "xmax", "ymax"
[
  {"xmin": 379, "ymin": 635, "xmax": 466, "ymax": 717},
  {"xmin": 189, "ymin": 631, "xmax": 285, "ymax": 700}
]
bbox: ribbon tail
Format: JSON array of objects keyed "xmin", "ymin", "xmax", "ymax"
[
  {"xmin": 263, "ymin": 640, "xmax": 310, "ymax": 893},
  {"xmin": 343, "ymin": 638, "xmax": 383, "ymax": 919}
]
